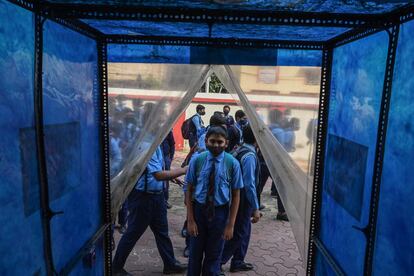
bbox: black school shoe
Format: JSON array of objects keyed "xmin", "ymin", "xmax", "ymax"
[
  {"xmin": 163, "ymin": 262, "xmax": 187, "ymax": 274},
  {"xmin": 230, "ymin": 262, "xmax": 254, "ymax": 272}
]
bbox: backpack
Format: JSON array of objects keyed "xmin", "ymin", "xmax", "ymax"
[
  {"xmin": 181, "ymin": 115, "xmax": 197, "ymax": 139},
  {"xmin": 231, "ymin": 145, "xmax": 259, "ymax": 208},
  {"xmin": 194, "ymin": 151, "xmax": 234, "ymax": 185}
]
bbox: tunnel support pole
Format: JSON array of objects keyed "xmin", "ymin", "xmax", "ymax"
[
  {"xmin": 34, "ymin": 6, "xmax": 57, "ymax": 276},
  {"xmin": 97, "ymin": 40, "xmax": 112, "ymax": 276},
  {"xmin": 306, "ymin": 47, "xmax": 334, "ymax": 275},
  {"xmin": 363, "ymin": 23, "xmax": 400, "ymax": 276}
]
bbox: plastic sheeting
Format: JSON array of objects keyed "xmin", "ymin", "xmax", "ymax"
[
  {"xmin": 46, "ymin": 0, "xmax": 406, "ymax": 14},
  {"xmin": 373, "ymin": 21, "xmax": 414, "ymax": 275},
  {"xmin": 212, "ymin": 65, "xmax": 320, "ymax": 264},
  {"xmin": 0, "ymin": 1, "xmax": 46, "ymax": 274},
  {"xmin": 317, "ymin": 31, "xmax": 388, "ymax": 275},
  {"xmin": 108, "ymin": 44, "xmax": 322, "ymax": 67},
  {"xmin": 83, "ymin": 20, "xmax": 349, "ymax": 41},
  {"xmin": 42, "ymin": 20, "xmax": 102, "ymax": 271},
  {"xmin": 109, "ymin": 63, "xmax": 211, "ymax": 219}
]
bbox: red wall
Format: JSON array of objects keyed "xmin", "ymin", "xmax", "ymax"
[{"xmin": 173, "ymin": 112, "xmax": 186, "ymax": 151}]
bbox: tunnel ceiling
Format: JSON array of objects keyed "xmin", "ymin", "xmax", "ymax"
[
  {"xmin": 45, "ymin": 0, "xmax": 408, "ymax": 14},
  {"xmin": 41, "ymin": 1, "xmax": 412, "ymax": 45}
]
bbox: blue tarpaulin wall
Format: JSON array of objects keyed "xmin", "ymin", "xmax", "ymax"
[
  {"xmin": 316, "ymin": 20, "xmax": 414, "ymax": 276},
  {"xmin": 372, "ymin": 20, "xmax": 414, "ymax": 276},
  {"xmin": 318, "ymin": 31, "xmax": 389, "ymax": 275},
  {"xmin": 0, "ymin": 2, "xmax": 45, "ymax": 274},
  {"xmin": 108, "ymin": 44, "xmax": 322, "ymax": 66},
  {"xmin": 1, "ymin": 0, "xmax": 414, "ymax": 275},
  {"xmin": 0, "ymin": 0, "xmax": 105, "ymax": 274},
  {"xmin": 42, "ymin": 19, "xmax": 104, "ymax": 274}
]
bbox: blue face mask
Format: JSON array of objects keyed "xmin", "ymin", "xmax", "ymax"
[{"xmin": 239, "ymin": 119, "xmax": 248, "ymax": 128}]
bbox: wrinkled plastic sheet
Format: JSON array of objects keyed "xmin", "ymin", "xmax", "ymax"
[
  {"xmin": 108, "ymin": 44, "xmax": 322, "ymax": 66},
  {"xmin": 42, "ymin": 20, "xmax": 102, "ymax": 271},
  {"xmin": 108, "ymin": 62, "xmax": 211, "ymax": 219},
  {"xmin": 319, "ymin": 31, "xmax": 388, "ymax": 275},
  {"xmin": 373, "ymin": 20, "xmax": 414, "ymax": 276},
  {"xmin": 0, "ymin": 1, "xmax": 46, "ymax": 274},
  {"xmin": 213, "ymin": 65, "xmax": 320, "ymax": 265}
]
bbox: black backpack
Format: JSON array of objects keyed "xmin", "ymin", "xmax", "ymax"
[{"xmin": 181, "ymin": 115, "xmax": 196, "ymax": 140}]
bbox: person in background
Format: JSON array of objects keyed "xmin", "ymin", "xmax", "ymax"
[
  {"xmin": 221, "ymin": 124, "xmax": 261, "ymax": 273},
  {"xmin": 224, "ymin": 108, "xmax": 241, "ymax": 153},
  {"xmin": 189, "ymin": 104, "xmax": 206, "ymax": 148},
  {"xmin": 284, "ymin": 117, "xmax": 300, "ymax": 153},
  {"xmin": 258, "ymin": 109, "xmax": 288, "ymax": 221},
  {"xmin": 161, "ymin": 130, "xmax": 176, "ymax": 209},
  {"xmin": 132, "ymin": 99, "xmax": 144, "ymax": 128},
  {"xmin": 306, "ymin": 118, "xmax": 318, "ymax": 175},
  {"xmin": 234, "ymin": 110, "xmax": 248, "ymax": 145},
  {"xmin": 112, "ymin": 144, "xmax": 188, "ymax": 276},
  {"xmin": 181, "ymin": 113, "xmax": 228, "ymax": 258},
  {"xmin": 186, "ymin": 126, "xmax": 243, "ymax": 276},
  {"xmin": 223, "ymin": 105, "xmax": 235, "ymax": 126}
]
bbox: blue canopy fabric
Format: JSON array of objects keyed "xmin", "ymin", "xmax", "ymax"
[
  {"xmin": 46, "ymin": 0, "xmax": 407, "ymax": 14},
  {"xmin": 83, "ymin": 19, "xmax": 350, "ymax": 41}
]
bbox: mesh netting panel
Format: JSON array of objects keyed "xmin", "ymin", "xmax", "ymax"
[
  {"xmin": 108, "ymin": 62, "xmax": 211, "ymax": 218},
  {"xmin": 213, "ymin": 65, "xmax": 320, "ymax": 264}
]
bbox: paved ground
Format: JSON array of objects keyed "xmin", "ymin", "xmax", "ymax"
[{"xmin": 113, "ymin": 151, "xmax": 305, "ymax": 276}]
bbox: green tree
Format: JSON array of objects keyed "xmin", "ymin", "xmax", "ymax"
[{"xmin": 208, "ymin": 73, "xmax": 228, "ymax": 93}]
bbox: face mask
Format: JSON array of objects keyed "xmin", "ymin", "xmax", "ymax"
[
  {"xmin": 206, "ymin": 145, "xmax": 225, "ymax": 156},
  {"xmin": 239, "ymin": 118, "xmax": 248, "ymax": 127},
  {"xmin": 223, "ymin": 110, "xmax": 229, "ymax": 115}
]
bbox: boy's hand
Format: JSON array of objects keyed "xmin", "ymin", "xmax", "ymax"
[
  {"xmin": 251, "ymin": 210, "xmax": 261, "ymax": 223},
  {"xmin": 171, "ymin": 178, "xmax": 184, "ymax": 187},
  {"xmin": 187, "ymin": 219, "xmax": 198, "ymax": 237},
  {"xmin": 222, "ymin": 224, "xmax": 234, "ymax": 240}
]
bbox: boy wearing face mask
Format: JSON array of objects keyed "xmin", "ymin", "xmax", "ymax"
[
  {"xmin": 223, "ymin": 105, "xmax": 235, "ymax": 126},
  {"xmin": 235, "ymin": 110, "xmax": 248, "ymax": 145},
  {"xmin": 189, "ymin": 104, "xmax": 206, "ymax": 148},
  {"xmin": 185, "ymin": 126, "xmax": 243, "ymax": 276}
]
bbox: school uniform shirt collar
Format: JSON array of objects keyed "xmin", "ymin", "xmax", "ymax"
[{"xmin": 207, "ymin": 151, "xmax": 225, "ymax": 162}]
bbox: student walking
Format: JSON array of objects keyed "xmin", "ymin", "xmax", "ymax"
[
  {"xmin": 185, "ymin": 126, "xmax": 243, "ymax": 276},
  {"xmin": 112, "ymin": 145, "xmax": 188, "ymax": 276}
]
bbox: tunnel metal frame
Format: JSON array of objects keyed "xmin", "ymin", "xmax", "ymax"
[
  {"xmin": 363, "ymin": 23, "xmax": 400, "ymax": 276},
  {"xmin": 7, "ymin": 0, "xmax": 414, "ymax": 275},
  {"xmin": 305, "ymin": 46, "xmax": 334, "ymax": 276},
  {"xmin": 33, "ymin": 4, "xmax": 56, "ymax": 275}
]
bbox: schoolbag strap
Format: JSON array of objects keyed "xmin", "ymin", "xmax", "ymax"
[
  {"xmin": 144, "ymin": 167, "xmax": 148, "ymax": 192},
  {"xmin": 223, "ymin": 152, "xmax": 234, "ymax": 183},
  {"xmin": 195, "ymin": 151, "xmax": 209, "ymax": 182}
]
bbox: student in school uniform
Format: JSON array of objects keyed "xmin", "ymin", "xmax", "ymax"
[
  {"xmin": 221, "ymin": 124, "xmax": 261, "ymax": 272},
  {"xmin": 189, "ymin": 104, "xmax": 206, "ymax": 148},
  {"xmin": 182, "ymin": 113, "xmax": 229, "ymax": 258},
  {"xmin": 185, "ymin": 126, "xmax": 243, "ymax": 276},
  {"xmin": 112, "ymin": 145, "xmax": 188, "ymax": 276}
]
